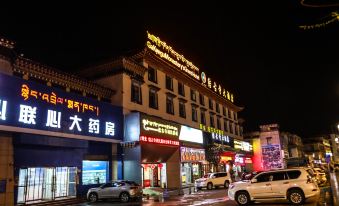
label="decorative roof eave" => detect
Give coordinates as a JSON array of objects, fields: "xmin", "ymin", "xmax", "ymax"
[
  {"xmin": 138, "ymin": 48, "xmax": 243, "ymax": 112},
  {"xmin": 78, "ymin": 56, "xmax": 147, "ymax": 80},
  {"xmin": 13, "ymin": 57, "xmax": 115, "ymax": 99}
]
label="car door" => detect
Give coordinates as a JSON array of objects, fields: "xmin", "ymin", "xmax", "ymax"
[
  {"xmin": 249, "ymin": 173, "xmax": 273, "ymax": 198},
  {"xmin": 100, "ymin": 182, "xmax": 114, "ymax": 198},
  {"xmin": 270, "ymin": 171, "xmax": 289, "ymax": 198}
]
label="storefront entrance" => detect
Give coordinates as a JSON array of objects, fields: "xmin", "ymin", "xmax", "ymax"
[
  {"xmin": 181, "ymin": 162, "xmax": 202, "ymax": 185},
  {"xmin": 141, "ymin": 163, "xmax": 167, "ymax": 188},
  {"xmin": 17, "ymin": 167, "xmax": 77, "ymax": 204}
]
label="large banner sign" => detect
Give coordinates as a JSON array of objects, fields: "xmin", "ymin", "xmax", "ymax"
[{"xmin": 0, "ymin": 73, "xmax": 123, "ymax": 141}]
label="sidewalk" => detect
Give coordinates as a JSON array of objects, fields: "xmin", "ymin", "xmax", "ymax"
[
  {"xmin": 142, "ymin": 185, "xmax": 197, "ymax": 202},
  {"xmin": 330, "ymin": 172, "xmax": 339, "ymax": 206}
]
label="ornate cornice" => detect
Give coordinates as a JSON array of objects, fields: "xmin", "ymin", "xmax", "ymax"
[{"xmin": 13, "ymin": 57, "xmax": 115, "ymax": 99}]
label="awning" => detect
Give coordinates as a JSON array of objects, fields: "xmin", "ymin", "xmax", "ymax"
[{"xmin": 141, "ymin": 143, "xmax": 179, "ymax": 163}]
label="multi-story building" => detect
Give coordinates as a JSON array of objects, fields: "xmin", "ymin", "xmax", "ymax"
[
  {"xmin": 245, "ymin": 124, "xmax": 305, "ymax": 171},
  {"xmin": 330, "ymin": 133, "xmax": 339, "ymax": 163},
  {"xmin": 303, "ymin": 136, "xmax": 333, "ymax": 166},
  {"xmin": 0, "ymin": 37, "xmax": 124, "ymax": 205},
  {"xmin": 78, "ymin": 32, "xmax": 244, "ymax": 188}
]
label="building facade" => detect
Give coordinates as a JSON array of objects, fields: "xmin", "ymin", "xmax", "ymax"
[
  {"xmin": 0, "ymin": 37, "xmax": 124, "ymax": 206},
  {"xmin": 78, "ymin": 32, "xmax": 244, "ymax": 188}
]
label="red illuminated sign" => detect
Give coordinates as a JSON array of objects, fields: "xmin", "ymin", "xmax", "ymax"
[{"xmin": 140, "ymin": 135, "xmax": 179, "ymax": 146}]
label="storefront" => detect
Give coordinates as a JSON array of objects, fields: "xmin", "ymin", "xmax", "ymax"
[
  {"xmin": 124, "ymin": 113, "xmax": 181, "ymax": 189},
  {"xmin": 203, "ymin": 130, "xmax": 235, "ymax": 173},
  {"xmin": 180, "ymin": 146, "xmax": 205, "ymax": 185},
  {"xmin": 234, "ymin": 140, "xmax": 254, "ymax": 175},
  {"xmin": 0, "ymin": 73, "xmax": 123, "ymax": 204}
]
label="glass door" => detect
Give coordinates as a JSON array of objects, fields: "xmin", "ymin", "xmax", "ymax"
[{"xmin": 43, "ymin": 168, "xmax": 54, "ymax": 201}]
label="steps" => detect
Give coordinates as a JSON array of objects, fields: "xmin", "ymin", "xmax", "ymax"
[{"xmin": 17, "ymin": 198, "xmax": 87, "ymax": 206}]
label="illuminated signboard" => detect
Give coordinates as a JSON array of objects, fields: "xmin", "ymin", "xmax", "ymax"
[
  {"xmin": 199, "ymin": 124, "xmax": 224, "ymax": 135},
  {"xmin": 139, "ymin": 135, "xmax": 179, "ymax": 146},
  {"xmin": 140, "ymin": 115, "xmax": 180, "ymax": 139},
  {"xmin": 179, "ymin": 125, "xmax": 203, "ymax": 144},
  {"xmin": 181, "ymin": 147, "xmax": 205, "ymax": 162},
  {"xmin": 147, "ymin": 31, "xmax": 200, "ymax": 81},
  {"xmin": 146, "ymin": 32, "xmax": 234, "ymax": 103},
  {"xmin": 0, "ymin": 73, "xmax": 122, "ymax": 140},
  {"xmin": 234, "ymin": 140, "xmax": 253, "ymax": 152}
]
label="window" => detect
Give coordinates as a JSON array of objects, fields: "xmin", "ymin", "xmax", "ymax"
[
  {"xmin": 199, "ymin": 93, "xmax": 205, "ymax": 106},
  {"xmin": 166, "ymin": 96, "xmax": 174, "ymax": 114},
  {"xmin": 223, "ymin": 107, "xmax": 226, "ymax": 116},
  {"xmin": 178, "ymin": 82, "xmax": 185, "ymax": 96},
  {"xmin": 179, "ymin": 101, "xmax": 186, "ymax": 118},
  {"xmin": 192, "ymin": 106, "xmax": 197, "ymax": 122},
  {"xmin": 223, "ymin": 119, "xmax": 227, "ymax": 131},
  {"xmin": 226, "ymin": 120, "xmax": 230, "ymax": 132},
  {"xmin": 148, "ymin": 67, "xmax": 157, "ymax": 83},
  {"xmin": 234, "ymin": 112, "xmax": 238, "ymax": 121},
  {"xmin": 256, "ymin": 173, "xmax": 271, "ymax": 182},
  {"xmin": 166, "ymin": 75, "xmax": 173, "ymax": 91},
  {"xmin": 216, "ymin": 103, "xmax": 220, "ymax": 113},
  {"xmin": 216, "ymin": 118, "xmax": 221, "ymax": 129},
  {"xmin": 287, "ymin": 170, "xmax": 301, "ymax": 179},
  {"xmin": 131, "ymin": 81, "xmax": 142, "ymax": 104},
  {"xmin": 230, "ymin": 122, "xmax": 234, "ymax": 134},
  {"xmin": 228, "ymin": 109, "xmax": 232, "ymax": 119},
  {"xmin": 149, "ymin": 88, "xmax": 158, "ymax": 109},
  {"xmin": 191, "ymin": 89, "xmax": 196, "ymax": 101},
  {"xmin": 266, "ymin": 137, "xmax": 272, "ymax": 145},
  {"xmin": 209, "ymin": 99, "xmax": 214, "ymax": 110},
  {"xmin": 210, "ymin": 114, "xmax": 215, "ymax": 127},
  {"xmin": 200, "ymin": 110, "xmax": 206, "ymax": 124},
  {"xmin": 272, "ymin": 172, "xmax": 286, "ymax": 181}
]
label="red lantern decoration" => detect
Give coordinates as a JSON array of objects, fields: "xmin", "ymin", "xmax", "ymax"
[{"xmin": 158, "ymin": 163, "xmax": 163, "ymax": 169}]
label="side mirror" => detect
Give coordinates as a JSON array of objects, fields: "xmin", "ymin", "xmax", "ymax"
[{"xmin": 251, "ymin": 179, "xmax": 257, "ymax": 183}]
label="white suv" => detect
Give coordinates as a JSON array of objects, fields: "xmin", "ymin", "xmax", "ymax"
[
  {"xmin": 195, "ymin": 172, "xmax": 232, "ymax": 190},
  {"xmin": 228, "ymin": 168, "xmax": 320, "ymax": 205}
]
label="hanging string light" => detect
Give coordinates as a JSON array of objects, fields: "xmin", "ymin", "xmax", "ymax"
[{"xmin": 299, "ymin": 12, "xmax": 339, "ymax": 29}]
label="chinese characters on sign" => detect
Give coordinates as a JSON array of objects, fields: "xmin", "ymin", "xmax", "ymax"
[
  {"xmin": 21, "ymin": 84, "xmax": 100, "ymax": 116},
  {"xmin": 199, "ymin": 124, "xmax": 224, "ymax": 135},
  {"xmin": 139, "ymin": 135, "xmax": 179, "ymax": 146},
  {"xmin": 234, "ymin": 140, "xmax": 253, "ymax": 152},
  {"xmin": 200, "ymin": 72, "xmax": 234, "ymax": 103},
  {"xmin": 180, "ymin": 147, "xmax": 205, "ymax": 162},
  {"xmin": 211, "ymin": 133, "xmax": 230, "ymax": 143},
  {"xmin": 0, "ymin": 73, "xmax": 122, "ymax": 140},
  {"xmin": 142, "ymin": 118, "xmax": 179, "ymax": 136}
]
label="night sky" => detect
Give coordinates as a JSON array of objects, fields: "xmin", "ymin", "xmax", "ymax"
[{"xmin": 0, "ymin": 1, "xmax": 338, "ymax": 138}]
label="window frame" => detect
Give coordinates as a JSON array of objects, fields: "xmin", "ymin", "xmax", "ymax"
[
  {"xmin": 192, "ymin": 106, "xmax": 198, "ymax": 122},
  {"xmin": 179, "ymin": 101, "xmax": 186, "ymax": 118},
  {"xmin": 148, "ymin": 67, "xmax": 157, "ymax": 83},
  {"xmin": 166, "ymin": 95, "xmax": 174, "ymax": 115},
  {"xmin": 131, "ymin": 81, "xmax": 142, "ymax": 104},
  {"xmin": 149, "ymin": 88, "xmax": 158, "ymax": 109},
  {"xmin": 166, "ymin": 75, "xmax": 173, "ymax": 91}
]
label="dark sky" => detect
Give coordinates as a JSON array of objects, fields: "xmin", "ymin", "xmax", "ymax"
[{"xmin": 0, "ymin": 1, "xmax": 338, "ymax": 137}]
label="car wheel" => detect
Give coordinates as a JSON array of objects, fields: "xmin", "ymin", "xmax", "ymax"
[
  {"xmin": 288, "ymin": 189, "xmax": 305, "ymax": 205},
  {"xmin": 120, "ymin": 192, "xmax": 130, "ymax": 203},
  {"xmin": 235, "ymin": 191, "xmax": 250, "ymax": 206},
  {"xmin": 224, "ymin": 180, "xmax": 230, "ymax": 189},
  {"xmin": 88, "ymin": 192, "xmax": 98, "ymax": 202},
  {"xmin": 207, "ymin": 182, "xmax": 213, "ymax": 190}
]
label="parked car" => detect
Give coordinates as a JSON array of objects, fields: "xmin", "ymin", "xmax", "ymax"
[
  {"xmin": 228, "ymin": 168, "xmax": 320, "ymax": 205},
  {"xmin": 195, "ymin": 172, "xmax": 232, "ymax": 190},
  {"xmin": 87, "ymin": 180, "xmax": 143, "ymax": 203},
  {"xmin": 313, "ymin": 168, "xmax": 327, "ymax": 186}
]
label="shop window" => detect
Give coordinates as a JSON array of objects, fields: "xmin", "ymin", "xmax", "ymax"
[
  {"xmin": 166, "ymin": 75, "xmax": 173, "ymax": 91},
  {"xmin": 210, "ymin": 114, "xmax": 215, "ymax": 127},
  {"xmin": 179, "ymin": 101, "xmax": 186, "ymax": 118},
  {"xmin": 199, "ymin": 93, "xmax": 205, "ymax": 106},
  {"xmin": 149, "ymin": 88, "xmax": 158, "ymax": 109},
  {"xmin": 209, "ymin": 98, "xmax": 214, "ymax": 110},
  {"xmin": 216, "ymin": 103, "xmax": 220, "ymax": 113},
  {"xmin": 82, "ymin": 160, "xmax": 109, "ymax": 185},
  {"xmin": 191, "ymin": 89, "xmax": 196, "ymax": 102},
  {"xmin": 178, "ymin": 82, "xmax": 185, "ymax": 96},
  {"xmin": 148, "ymin": 67, "xmax": 157, "ymax": 83},
  {"xmin": 200, "ymin": 110, "xmax": 206, "ymax": 125},
  {"xmin": 217, "ymin": 118, "xmax": 221, "ymax": 129},
  {"xmin": 166, "ymin": 96, "xmax": 174, "ymax": 115},
  {"xmin": 131, "ymin": 81, "xmax": 142, "ymax": 104},
  {"xmin": 192, "ymin": 106, "xmax": 197, "ymax": 122}
]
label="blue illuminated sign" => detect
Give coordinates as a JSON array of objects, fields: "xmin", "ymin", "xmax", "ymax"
[{"xmin": 0, "ymin": 73, "xmax": 122, "ymax": 140}]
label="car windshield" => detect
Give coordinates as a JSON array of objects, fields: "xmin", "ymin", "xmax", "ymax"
[{"xmin": 203, "ymin": 174, "xmax": 210, "ymax": 178}]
